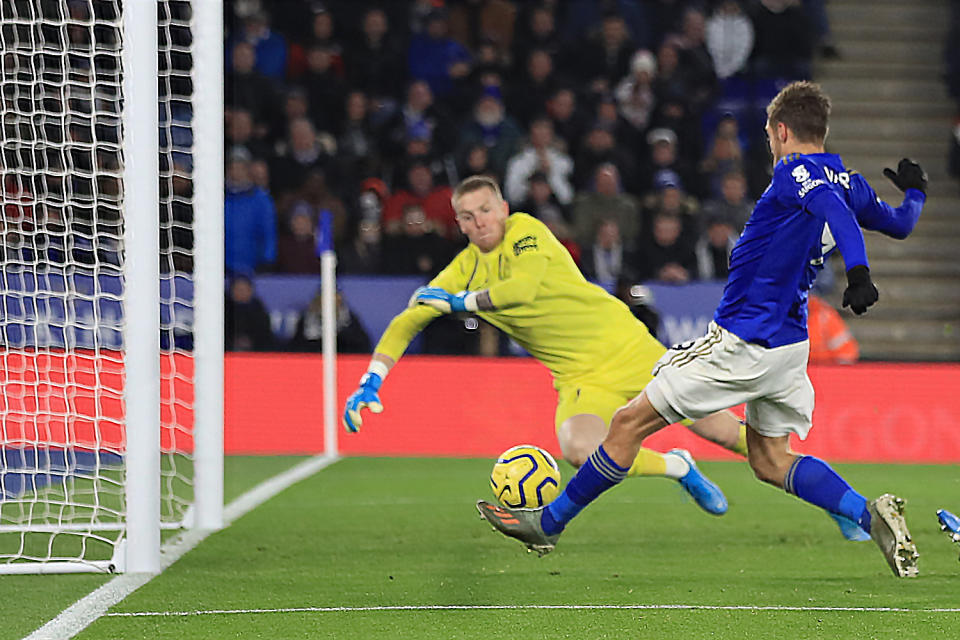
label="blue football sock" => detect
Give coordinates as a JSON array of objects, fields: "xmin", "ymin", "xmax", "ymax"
[
  {"xmin": 784, "ymin": 455, "xmax": 872, "ymax": 533},
  {"xmin": 541, "ymin": 445, "xmax": 628, "ymax": 536}
]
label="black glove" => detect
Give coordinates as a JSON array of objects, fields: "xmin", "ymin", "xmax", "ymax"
[
  {"xmin": 883, "ymin": 158, "xmax": 927, "ymax": 194},
  {"xmin": 842, "ymin": 265, "xmax": 878, "ymax": 316}
]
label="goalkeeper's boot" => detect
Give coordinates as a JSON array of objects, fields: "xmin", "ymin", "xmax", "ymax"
[
  {"xmin": 936, "ymin": 508, "xmax": 960, "ymax": 561},
  {"xmin": 829, "ymin": 512, "xmax": 871, "ymax": 542},
  {"xmin": 667, "ymin": 449, "xmax": 728, "ymax": 516},
  {"xmin": 867, "ymin": 494, "xmax": 919, "ymax": 578},
  {"xmin": 476, "ymin": 501, "xmax": 559, "ymax": 557}
]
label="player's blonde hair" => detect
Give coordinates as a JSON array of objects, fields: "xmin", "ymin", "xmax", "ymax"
[
  {"xmin": 452, "ymin": 174, "xmax": 504, "ymax": 208},
  {"xmin": 766, "ymin": 81, "xmax": 831, "ymax": 143}
]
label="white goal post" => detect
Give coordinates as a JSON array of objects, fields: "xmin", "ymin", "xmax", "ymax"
[{"xmin": 0, "ymin": 0, "xmax": 223, "ymax": 574}]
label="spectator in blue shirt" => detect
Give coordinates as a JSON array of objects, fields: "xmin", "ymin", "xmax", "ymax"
[
  {"xmin": 408, "ymin": 9, "xmax": 471, "ymax": 99},
  {"xmin": 225, "ymin": 146, "xmax": 277, "ymax": 275},
  {"xmin": 228, "ymin": 11, "xmax": 287, "ymax": 81}
]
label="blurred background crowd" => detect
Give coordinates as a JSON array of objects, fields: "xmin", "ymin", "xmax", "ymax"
[
  {"xmin": 223, "ymin": 0, "xmax": 844, "ymax": 287},
  {"xmin": 220, "ymin": 0, "xmax": 956, "ymax": 357}
]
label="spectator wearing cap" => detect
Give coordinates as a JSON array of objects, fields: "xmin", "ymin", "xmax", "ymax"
[
  {"xmin": 574, "ymin": 119, "xmax": 638, "ymax": 193},
  {"xmin": 228, "ymin": 11, "xmax": 287, "ymax": 81},
  {"xmin": 641, "ymin": 168, "xmax": 700, "ymax": 246},
  {"xmin": 579, "ymin": 218, "xmax": 637, "ymax": 292},
  {"xmin": 504, "ymin": 117, "xmax": 574, "ymax": 206},
  {"xmin": 225, "ymin": 41, "xmax": 279, "ymax": 128},
  {"xmin": 643, "ymin": 126, "xmax": 703, "ymax": 198},
  {"xmin": 408, "ymin": 8, "xmax": 472, "ymax": 100},
  {"xmin": 457, "ymin": 86, "xmax": 523, "ymax": 178},
  {"xmin": 381, "ymin": 80, "xmax": 456, "ymax": 165},
  {"xmin": 571, "ymin": 163, "xmax": 641, "ymax": 251},
  {"xmin": 614, "ymin": 49, "xmax": 657, "ymax": 135},
  {"xmin": 384, "ymin": 203, "xmax": 457, "ymax": 277},
  {"xmin": 345, "ymin": 7, "xmax": 408, "ymax": 111},
  {"xmin": 268, "ymin": 117, "xmax": 334, "ymax": 207},
  {"xmin": 636, "ymin": 209, "xmax": 697, "ymax": 284},
  {"xmin": 382, "ymin": 161, "xmax": 457, "ymax": 239},
  {"xmin": 695, "ymin": 213, "xmax": 737, "ymax": 280},
  {"xmin": 225, "ymin": 146, "xmax": 277, "ymax": 276},
  {"xmin": 701, "ymin": 170, "xmax": 752, "ymax": 233},
  {"xmin": 706, "ymin": 0, "xmax": 755, "ymax": 80},
  {"xmin": 276, "ymin": 203, "xmax": 319, "ymax": 274}
]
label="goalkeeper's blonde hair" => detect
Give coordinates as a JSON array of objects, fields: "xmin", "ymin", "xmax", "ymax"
[{"xmin": 452, "ymin": 174, "xmax": 504, "ymax": 207}]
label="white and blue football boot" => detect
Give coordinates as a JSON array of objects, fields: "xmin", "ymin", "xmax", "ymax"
[{"xmin": 667, "ymin": 449, "xmax": 728, "ymax": 516}]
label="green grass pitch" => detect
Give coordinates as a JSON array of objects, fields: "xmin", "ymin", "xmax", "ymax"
[{"xmin": 6, "ymin": 456, "xmax": 960, "ymax": 639}]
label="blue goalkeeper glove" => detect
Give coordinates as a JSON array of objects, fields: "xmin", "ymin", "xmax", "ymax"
[
  {"xmin": 342, "ymin": 372, "xmax": 383, "ymax": 433},
  {"xmin": 411, "ymin": 286, "xmax": 479, "ymax": 313}
]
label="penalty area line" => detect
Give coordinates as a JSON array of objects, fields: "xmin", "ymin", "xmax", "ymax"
[
  {"xmin": 106, "ymin": 604, "xmax": 960, "ymax": 617},
  {"xmin": 25, "ymin": 453, "xmax": 341, "ymax": 640}
]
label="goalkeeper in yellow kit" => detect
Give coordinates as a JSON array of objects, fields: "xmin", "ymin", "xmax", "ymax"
[{"xmin": 343, "ymin": 175, "xmax": 747, "ymax": 514}]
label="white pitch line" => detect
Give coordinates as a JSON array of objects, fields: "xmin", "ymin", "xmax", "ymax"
[
  {"xmin": 25, "ymin": 453, "xmax": 341, "ymax": 640},
  {"xmin": 104, "ymin": 604, "xmax": 960, "ymax": 617}
]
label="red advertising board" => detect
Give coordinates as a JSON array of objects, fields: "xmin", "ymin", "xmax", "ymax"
[
  {"xmin": 226, "ymin": 354, "xmax": 960, "ymax": 463},
  {"xmin": 3, "ymin": 350, "xmax": 959, "ymax": 463}
]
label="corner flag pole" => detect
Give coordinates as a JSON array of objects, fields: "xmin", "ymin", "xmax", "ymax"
[{"xmin": 317, "ymin": 210, "xmax": 338, "ymax": 457}]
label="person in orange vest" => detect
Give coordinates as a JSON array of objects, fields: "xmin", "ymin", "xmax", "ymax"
[{"xmin": 807, "ymin": 294, "xmax": 859, "ymax": 364}]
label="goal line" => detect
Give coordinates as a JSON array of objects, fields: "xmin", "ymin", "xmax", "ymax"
[{"xmin": 102, "ymin": 603, "xmax": 960, "ymax": 617}]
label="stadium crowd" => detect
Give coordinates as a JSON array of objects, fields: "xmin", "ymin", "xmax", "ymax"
[{"xmin": 223, "ymin": 0, "xmax": 833, "ymax": 351}]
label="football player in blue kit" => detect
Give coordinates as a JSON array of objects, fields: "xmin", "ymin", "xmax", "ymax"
[{"xmin": 478, "ymin": 81, "xmax": 927, "ymax": 578}]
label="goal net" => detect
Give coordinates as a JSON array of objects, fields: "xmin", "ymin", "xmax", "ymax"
[{"xmin": 0, "ymin": 0, "xmax": 223, "ymax": 574}]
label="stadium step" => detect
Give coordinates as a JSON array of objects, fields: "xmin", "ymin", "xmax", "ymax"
[
  {"xmin": 817, "ymin": 0, "xmax": 960, "ymax": 361},
  {"xmin": 829, "ymin": 40, "xmax": 944, "ymax": 65},
  {"xmin": 826, "ymin": 117, "xmax": 948, "ymax": 143},
  {"xmin": 829, "ymin": 101, "xmax": 955, "ymax": 120},
  {"xmin": 826, "ymin": 4, "xmax": 946, "ymax": 28},
  {"xmin": 815, "ymin": 61, "xmax": 943, "ymax": 81},
  {"xmin": 820, "ymin": 78, "xmax": 947, "ymax": 103}
]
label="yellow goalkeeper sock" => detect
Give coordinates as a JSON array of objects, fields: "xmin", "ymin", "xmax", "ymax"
[
  {"xmin": 731, "ymin": 423, "xmax": 749, "ymax": 458},
  {"xmin": 627, "ymin": 448, "xmax": 667, "ymax": 477}
]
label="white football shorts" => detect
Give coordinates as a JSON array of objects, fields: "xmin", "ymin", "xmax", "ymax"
[{"xmin": 644, "ymin": 322, "xmax": 814, "ymax": 439}]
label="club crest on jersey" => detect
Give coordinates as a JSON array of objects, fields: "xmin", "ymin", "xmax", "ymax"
[
  {"xmin": 791, "ymin": 165, "xmax": 810, "ymax": 183},
  {"xmin": 513, "ymin": 235, "xmax": 538, "ymax": 256}
]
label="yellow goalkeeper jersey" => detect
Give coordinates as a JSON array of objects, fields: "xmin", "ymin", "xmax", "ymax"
[{"xmin": 374, "ymin": 213, "xmax": 663, "ymax": 386}]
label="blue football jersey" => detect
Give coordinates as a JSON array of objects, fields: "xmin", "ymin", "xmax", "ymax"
[{"xmin": 714, "ymin": 152, "xmax": 869, "ymax": 348}]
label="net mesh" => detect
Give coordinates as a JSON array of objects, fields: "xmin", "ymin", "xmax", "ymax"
[{"xmin": 0, "ymin": 0, "xmax": 197, "ymax": 569}]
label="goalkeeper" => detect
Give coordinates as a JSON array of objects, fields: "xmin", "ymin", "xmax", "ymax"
[{"xmin": 343, "ymin": 174, "xmax": 748, "ymax": 515}]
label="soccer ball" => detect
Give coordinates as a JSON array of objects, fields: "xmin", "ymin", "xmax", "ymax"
[{"xmin": 490, "ymin": 444, "xmax": 561, "ymax": 509}]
